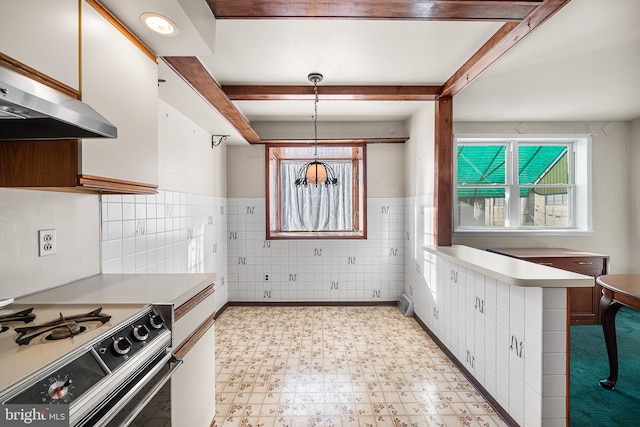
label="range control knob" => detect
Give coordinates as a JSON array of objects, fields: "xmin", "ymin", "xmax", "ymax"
[
  {"xmin": 132, "ymin": 324, "xmax": 150, "ymax": 342},
  {"xmin": 112, "ymin": 337, "xmax": 132, "ymax": 355},
  {"xmin": 149, "ymin": 313, "xmax": 165, "ymax": 330}
]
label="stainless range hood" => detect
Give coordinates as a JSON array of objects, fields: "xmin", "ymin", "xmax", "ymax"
[{"xmin": 0, "ymin": 68, "xmax": 117, "ymax": 140}]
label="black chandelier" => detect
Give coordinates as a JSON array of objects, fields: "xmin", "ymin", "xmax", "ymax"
[{"xmin": 294, "ymin": 73, "xmax": 338, "ymax": 188}]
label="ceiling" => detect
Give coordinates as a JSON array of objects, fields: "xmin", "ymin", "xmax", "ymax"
[{"xmin": 100, "ymin": 0, "xmax": 640, "ymax": 145}]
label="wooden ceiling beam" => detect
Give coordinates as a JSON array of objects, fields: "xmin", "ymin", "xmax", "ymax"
[
  {"xmin": 262, "ymin": 138, "xmax": 408, "ymax": 145},
  {"xmin": 223, "ymin": 85, "xmax": 441, "ymax": 101},
  {"xmin": 206, "ymin": 1, "xmax": 541, "ymax": 21},
  {"xmin": 440, "ymin": 0, "xmax": 570, "ymax": 97},
  {"xmin": 161, "ymin": 56, "xmax": 262, "ymax": 144}
]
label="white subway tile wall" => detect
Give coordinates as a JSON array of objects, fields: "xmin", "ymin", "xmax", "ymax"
[
  {"xmin": 101, "ymin": 194, "xmax": 412, "ymax": 307},
  {"xmin": 100, "ymin": 190, "xmax": 228, "ymax": 311},
  {"xmin": 227, "ymin": 198, "xmax": 405, "ymax": 302}
]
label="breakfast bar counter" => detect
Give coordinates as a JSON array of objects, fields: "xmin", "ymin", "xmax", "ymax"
[
  {"xmin": 425, "ymin": 245, "xmax": 594, "ymax": 288},
  {"xmin": 419, "ymin": 245, "xmax": 593, "ymax": 427}
]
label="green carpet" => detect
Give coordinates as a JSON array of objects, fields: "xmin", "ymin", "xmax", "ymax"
[{"xmin": 570, "ymin": 306, "xmax": 640, "ymax": 426}]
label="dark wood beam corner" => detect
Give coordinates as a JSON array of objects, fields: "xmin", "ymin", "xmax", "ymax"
[
  {"xmin": 440, "ymin": 0, "xmax": 571, "ymax": 98},
  {"xmin": 161, "ymin": 56, "xmax": 262, "ymax": 144},
  {"xmin": 206, "ymin": 1, "xmax": 542, "ymax": 21}
]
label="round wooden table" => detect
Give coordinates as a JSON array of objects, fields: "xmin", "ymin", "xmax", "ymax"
[{"xmin": 596, "ymin": 274, "xmax": 640, "ymax": 390}]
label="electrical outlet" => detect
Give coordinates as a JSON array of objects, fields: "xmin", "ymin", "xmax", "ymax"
[{"xmin": 38, "ymin": 229, "xmax": 56, "ymax": 256}]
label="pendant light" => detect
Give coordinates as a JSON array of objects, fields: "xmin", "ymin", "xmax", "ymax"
[{"xmin": 294, "ymin": 73, "xmax": 338, "ymax": 187}]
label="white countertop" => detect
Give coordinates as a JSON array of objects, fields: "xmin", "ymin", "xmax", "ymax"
[
  {"xmin": 16, "ymin": 273, "xmax": 216, "ymax": 307},
  {"xmin": 423, "ymin": 245, "xmax": 594, "ymax": 288}
]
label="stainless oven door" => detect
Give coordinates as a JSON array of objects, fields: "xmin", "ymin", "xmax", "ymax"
[{"xmin": 80, "ymin": 353, "xmax": 182, "ymax": 427}]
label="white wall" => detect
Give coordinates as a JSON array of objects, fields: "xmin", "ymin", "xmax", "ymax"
[
  {"xmin": 226, "ymin": 145, "xmax": 265, "ymax": 198},
  {"xmin": 404, "ymin": 104, "xmax": 436, "ymax": 198},
  {"xmin": 403, "ymin": 104, "xmax": 436, "ymax": 305},
  {"xmin": 368, "ymin": 144, "xmax": 405, "ymax": 198},
  {"xmin": 158, "ymin": 100, "xmax": 226, "ymax": 197},
  {"xmin": 452, "ymin": 121, "xmax": 632, "ymax": 273},
  {"xmin": 0, "ymin": 189, "xmax": 100, "ymax": 299}
]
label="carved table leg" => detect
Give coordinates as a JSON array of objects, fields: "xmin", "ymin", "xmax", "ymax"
[{"xmin": 599, "ymin": 289, "xmax": 623, "ymax": 390}]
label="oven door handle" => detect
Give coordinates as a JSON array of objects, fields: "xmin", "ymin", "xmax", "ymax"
[{"xmin": 116, "ymin": 354, "xmax": 183, "ymax": 427}]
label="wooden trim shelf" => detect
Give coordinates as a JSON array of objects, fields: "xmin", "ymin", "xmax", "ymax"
[
  {"xmin": 174, "ymin": 284, "xmax": 215, "ymax": 322},
  {"xmin": 77, "ymin": 174, "xmax": 158, "ymax": 194}
]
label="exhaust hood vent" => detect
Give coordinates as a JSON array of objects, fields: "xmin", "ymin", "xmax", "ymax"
[{"xmin": 0, "ymin": 80, "xmax": 117, "ymax": 140}]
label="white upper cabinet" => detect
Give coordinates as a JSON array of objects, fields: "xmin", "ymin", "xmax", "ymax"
[
  {"xmin": 0, "ymin": 0, "xmax": 79, "ymax": 91},
  {"xmin": 80, "ymin": 1, "xmax": 158, "ymax": 187}
]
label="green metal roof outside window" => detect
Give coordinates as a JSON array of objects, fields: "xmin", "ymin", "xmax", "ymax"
[{"xmin": 457, "ymin": 144, "xmax": 568, "ymax": 198}]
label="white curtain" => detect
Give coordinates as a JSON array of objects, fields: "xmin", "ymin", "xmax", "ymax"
[{"xmin": 280, "ymin": 161, "xmax": 352, "ymax": 231}]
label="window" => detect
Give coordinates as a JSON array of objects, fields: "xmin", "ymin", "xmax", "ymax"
[
  {"xmin": 546, "ymin": 194, "xmax": 568, "ymax": 205},
  {"xmin": 267, "ymin": 144, "xmax": 366, "ymax": 239},
  {"xmin": 454, "ymin": 135, "xmax": 592, "ymax": 233}
]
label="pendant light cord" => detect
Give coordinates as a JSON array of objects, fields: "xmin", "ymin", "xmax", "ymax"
[
  {"xmin": 313, "ymin": 79, "xmax": 319, "ymax": 160},
  {"xmin": 294, "ymin": 72, "xmax": 336, "ymax": 188}
]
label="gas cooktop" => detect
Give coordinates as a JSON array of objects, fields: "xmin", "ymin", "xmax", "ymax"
[{"xmin": 0, "ymin": 303, "xmax": 149, "ymax": 394}]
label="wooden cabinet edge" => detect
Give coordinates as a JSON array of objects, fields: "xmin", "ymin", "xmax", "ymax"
[
  {"xmin": 173, "ymin": 313, "xmax": 215, "ymax": 360},
  {"xmin": 0, "ymin": 54, "xmax": 79, "ymax": 99},
  {"xmin": 175, "ymin": 284, "xmax": 215, "ymax": 323},
  {"xmin": 0, "ymin": 179, "xmax": 158, "ymax": 195},
  {"xmin": 77, "ymin": 174, "xmax": 158, "ymax": 194}
]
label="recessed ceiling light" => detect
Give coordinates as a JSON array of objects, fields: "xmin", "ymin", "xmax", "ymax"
[{"xmin": 140, "ymin": 12, "xmax": 178, "ymax": 36}]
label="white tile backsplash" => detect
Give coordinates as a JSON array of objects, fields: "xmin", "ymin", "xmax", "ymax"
[
  {"xmin": 102, "ymin": 193, "xmax": 412, "ymax": 308},
  {"xmin": 101, "ymin": 190, "xmax": 228, "ymax": 311},
  {"xmin": 226, "ymin": 197, "xmax": 406, "ymax": 302}
]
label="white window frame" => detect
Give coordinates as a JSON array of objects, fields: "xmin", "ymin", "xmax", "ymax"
[{"xmin": 453, "ymin": 134, "xmax": 593, "ymax": 235}]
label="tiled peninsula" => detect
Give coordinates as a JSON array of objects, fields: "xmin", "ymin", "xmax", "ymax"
[{"xmin": 419, "ymin": 245, "xmax": 593, "ymax": 427}]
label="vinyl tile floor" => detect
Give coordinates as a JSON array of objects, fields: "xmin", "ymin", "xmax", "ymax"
[{"xmin": 214, "ymin": 306, "xmax": 508, "ymax": 427}]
